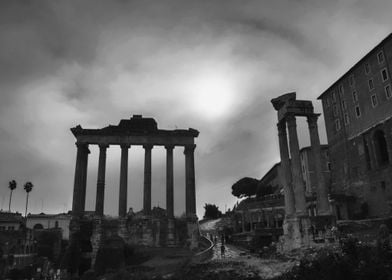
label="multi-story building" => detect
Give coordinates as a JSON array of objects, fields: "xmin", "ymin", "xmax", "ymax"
[{"xmin": 318, "ymin": 33, "xmax": 392, "ymax": 219}]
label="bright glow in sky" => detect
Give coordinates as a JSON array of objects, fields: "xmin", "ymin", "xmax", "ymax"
[{"xmin": 187, "ymin": 70, "xmax": 236, "ymax": 120}]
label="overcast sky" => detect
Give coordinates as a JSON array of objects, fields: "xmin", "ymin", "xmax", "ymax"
[{"xmin": 0, "ymin": 0, "xmax": 391, "ymax": 218}]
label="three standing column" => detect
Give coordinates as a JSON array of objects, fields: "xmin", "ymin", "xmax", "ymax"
[
  {"xmin": 184, "ymin": 144, "xmax": 196, "ymax": 218},
  {"xmin": 286, "ymin": 114, "xmax": 307, "ymax": 216},
  {"xmin": 95, "ymin": 144, "xmax": 108, "ymax": 216},
  {"xmin": 119, "ymin": 144, "xmax": 130, "ymax": 217}
]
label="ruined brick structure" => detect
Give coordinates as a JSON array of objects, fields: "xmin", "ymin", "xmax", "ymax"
[{"xmin": 318, "ymin": 33, "xmax": 392, "ymax": 219}]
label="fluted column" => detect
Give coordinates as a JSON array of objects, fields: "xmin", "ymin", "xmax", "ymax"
[
  {"xmin": 119, "ymin": 144, "xmax": 130, "ymax": 217},
  {"xmin": 72, "ymin": 143, "xmax": 90, "ymax": 217},
  {"xmin": 277, "ymin": 121, "xmax": 296, "ymax": 217},
  {"xmin": 95, "ymin": 144, "xmax": 108, "ymax": 216},
  {"xmin": 184, "ymin": 144, "xmax": 196, "ymax": 218},
  {"xmin": 165, "ymin": 145, "xmax": 174, "ymax": 218},
  {"xmin": 143, "ymin": 144, "xmax": 153, "ymax": 215},
  {"xmin": 286, "ymin": 114, "xmax": 307, "ymax": 215},
  {"xmin": 307, "ymin": 114, "xmax": 330, "ymax": 215}
]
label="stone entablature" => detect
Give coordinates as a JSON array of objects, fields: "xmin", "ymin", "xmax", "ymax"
[{"xmin": 71, "ymin": 115, "xmax": 199, "ymax": 147}]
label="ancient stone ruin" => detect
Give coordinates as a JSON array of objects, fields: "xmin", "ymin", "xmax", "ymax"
[
  {"xmin": 65, "ymin": 115, "xmax": 200, "ymax": 274},
  {"xmin": 271, "ymin": 92, "xmax": 333, "ymax": 250}
]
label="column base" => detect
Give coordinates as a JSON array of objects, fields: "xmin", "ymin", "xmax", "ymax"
[
  {"xmin": 279, "ymin": 215, "xmax": 311, "ymax": 252},
  {"xmin": 185, "ymin": 215, "xmax": 199, "ymax": 250},
  {"xmin": 166, "ymin": 218, "xmax": 176, "ymax": 247}
]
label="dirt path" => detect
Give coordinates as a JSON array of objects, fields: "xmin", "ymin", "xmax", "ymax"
[{"xmin": 208, "ymin": 241, "xmax": 296, "ymax": 279}]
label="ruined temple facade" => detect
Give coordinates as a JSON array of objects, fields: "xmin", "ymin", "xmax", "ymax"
[
  {"xmin": 68, "ymin": 115, "xmax": 199, "ymax": 272},
  {"xmin": 271, "ymin": 92, "xmax": 332, "ymax": 250}
]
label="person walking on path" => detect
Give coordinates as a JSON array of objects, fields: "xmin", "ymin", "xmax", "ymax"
[{"xmin": 220, "ymin": 244, "xmax": 226, "ymax": 258}]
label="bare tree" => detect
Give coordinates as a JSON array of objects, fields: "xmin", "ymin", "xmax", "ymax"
[{"xmin": 8, "ymin": 180, "xmax": 17, "ymax": 212}]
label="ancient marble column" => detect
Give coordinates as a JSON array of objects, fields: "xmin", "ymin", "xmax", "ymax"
[
  {"xmin": 119, "ymin": 144, "xmax": 130, "ymax": 217},
  {"xmin": 307, "ymin": 114, "xmax": 330, "ymax": 215},
  {"xmin": 184, "ymin": 144, "xmax": 196, "ymax": 218},
  {"xmin": 72, "ymin": 143, "xmax": 89, "ymax": 216},
  {"xmin": 80, "ymin": 145, "xmax": 89, "ymax": 214},
  {"xmin": 95, "ymin": 144, "xmax": 108, "ymax": 216},
  {"xmin": 277, "ymin": 120, "xmax": 296, "ymax": 217},
  {"xmin": 143, "ymin": 144, "xmax": 153, "ymax": 215},
  {"xmin": 286, "ymin": 114, "xmax": 307, "ymax": 215},
  {"xmin": 165, "ymin": 145, "xmax": 174, "ymax": 218}
]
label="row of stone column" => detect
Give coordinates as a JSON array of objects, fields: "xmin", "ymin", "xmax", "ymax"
[
  {"xmin": 277, "ymin": 113, "xmax": 329, "ymax": 217},
  {"xmin": 71, "ymin": 143, "xmax": 197, "ymax": 219}
]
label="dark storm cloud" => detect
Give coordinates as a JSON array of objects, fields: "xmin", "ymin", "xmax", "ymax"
[{"xmin": 0, "ymin": 0, "xmax": 392, "ymax": 217}]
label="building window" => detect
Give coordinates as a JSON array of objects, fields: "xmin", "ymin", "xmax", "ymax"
[
  {"xmin": 33, "ymin": 224, "xmax": 44, "ymax": 230},
  {"xmin": 338, "ymin": 84, "xmax": 344, "ymax": 97},
  {"xmin": 371, "ymin": 94, "xmax": 378, "ymax": 107},
  {"xmin": 332, "ymin": 91, "xmax": 336, "ymax": 103},
  {"xmin": 341, "ymin": 100, "xmax": 347, "ymax": 110},
  {"xmin": 327, "ymin": 162, "xmax": 331, "ymax": 171},
  {"xmin": 352, "ymin": 91, "xmax": 358, "ymax": 102},
  {"xmin": 381, "ymin": 68, "xmax": 389, "ymax": 82},
  {"xmin": 365, "ymin": 62, "xmax": 371, "ymax": 74},
  {"xmin": 368, "ymin": 79, "xmax": 374, "ymax": 90},
  {"xmin": 377, "ymin": 51, "xmax": 385, "ymax": 64},
  {"xmin": 333, "ymin": 105, "xmax": 339, "ymax": 117},
  {"xmin": 349, "ymin": 74, "xmax": 355, "ymax": 87},
  {"xmin": 325, "ymin": 97, "xmax": 330, "ymax": 107},
  {"xmin": 335, "ymin": 119, "xmax": 341, "ymax": 131},
  {"xmin": 355, "ymin": 105, "xmax": 361, "ymax": 118},
  {"xmin": 344, "ymin": 113, "xmax": 350, "ymax": 125},
  {"xmin": 373, "ymin": 130, "xmax": 389, "ymax": 165},
  {"xmin": 364, "ymin": 138, "xmax": 371, "ymax": 170},
  {"xmin": 385, "ymin": 84, "xmax": 392, "ymax": 99}
]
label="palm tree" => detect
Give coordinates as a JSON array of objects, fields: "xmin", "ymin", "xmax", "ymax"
[
  {"xmin": 24, "ymin": 182, "xmax": 33, "ymax": 218},
  {"xmin": 8, "ymin": 180, "xmax": 17, "ymax": 212}
]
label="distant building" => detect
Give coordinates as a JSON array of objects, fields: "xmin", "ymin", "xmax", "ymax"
[
  {"xmin": 26, "ymin": 213, "xmax": 72, "ymax": 240},
  {"xmin": 318, "ymin": 33, "xmax": 392, "ymax": 219},
  {"xmin": 0, "ymin": 211, "xmax": 24, "ymax": 231}
]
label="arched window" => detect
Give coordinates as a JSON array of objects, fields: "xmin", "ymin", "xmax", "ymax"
[
  {"xmin": 33, "ymin": 223, "xmax": 44, "ymax": 230},
  {"xmin": 373, "ymin": 130, "xmax": 389, "ymax": 166}
]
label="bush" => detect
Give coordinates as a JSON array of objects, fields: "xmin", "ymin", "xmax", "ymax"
[{"xmin": 274, "ymin": 238, "xmax": 392, "ymax": 280}]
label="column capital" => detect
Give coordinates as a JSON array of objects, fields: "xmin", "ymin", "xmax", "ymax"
[
  {"xmin": 165, "ymin": 145, "xmax": 175, "ymax": 151},
  {"xmin": 143, "ymin": 144, "xmax": 153, "ymax": 150},
  {"xmin": 285, "ymin": 113, "xmax": 295, "ymax": 122},
  {"xmin": 98, "ymin": 143, "xmax": 109, "ymax": 150},
  {"xmin": 120, "ymin": 143, "xmax": 131, "ymax": 149},
  {"xmin": 307, "ymin": 113, "xmax": 321, "ymax": 129},
  {"xmin": 75, "ymin": 142, "xmax": 90, "ymax": 154},
  {"xmin": 184, "ymin": 144, "xmax": 196, "ymax": 155}
]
